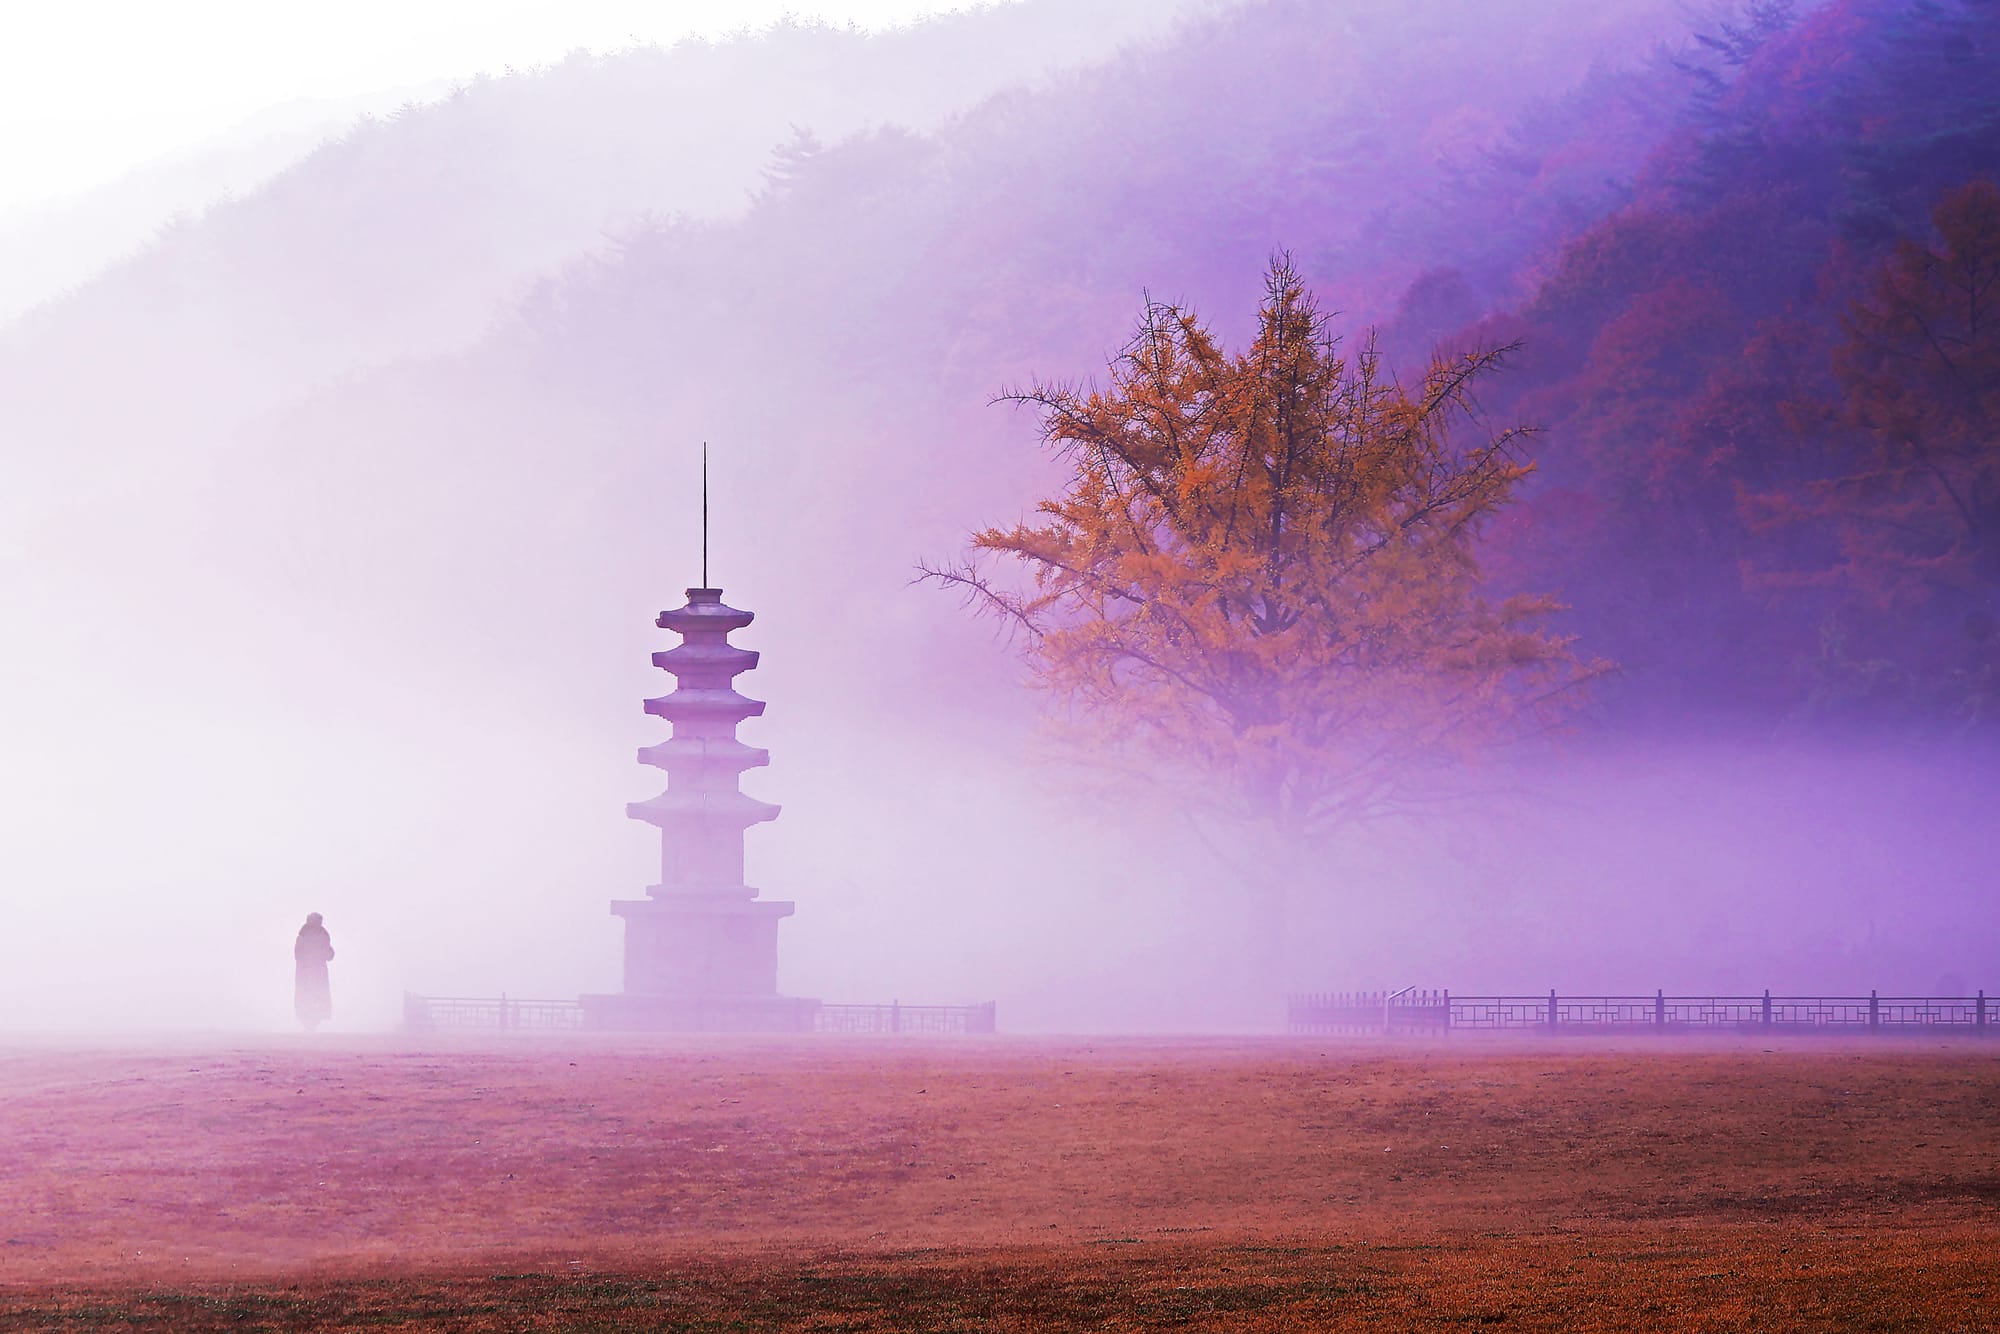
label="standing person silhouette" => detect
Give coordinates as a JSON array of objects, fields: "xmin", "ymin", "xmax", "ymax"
[{"xmin": 294, "ymin": 913, "xmax": 335, "ymax": 1031}]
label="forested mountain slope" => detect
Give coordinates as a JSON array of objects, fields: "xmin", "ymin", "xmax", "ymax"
[{"xmin": 1457, "ymin": 0, "xmax": 2000, "ymax": 726}]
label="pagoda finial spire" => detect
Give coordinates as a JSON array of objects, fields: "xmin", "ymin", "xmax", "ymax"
[{"xmin": 701, "ymin": 441, "xmax": 709, "ymax": 589}]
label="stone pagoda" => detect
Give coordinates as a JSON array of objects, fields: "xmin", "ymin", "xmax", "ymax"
[{"xmin": 580, "ymin": 584, "xmax": 815, "ymax": 1031}]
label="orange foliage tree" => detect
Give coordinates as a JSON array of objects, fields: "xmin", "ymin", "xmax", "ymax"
[{"xmin": 926, "ymin": 258, "xmax": 1601, "ymax": 848}]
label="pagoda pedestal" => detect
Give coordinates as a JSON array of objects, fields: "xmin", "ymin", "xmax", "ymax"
[{"xmin": 581, "ymin": 586, "xmax": 816, "ymax": 1033}]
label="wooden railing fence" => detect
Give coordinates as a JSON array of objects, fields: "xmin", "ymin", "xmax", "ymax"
[
  {"xmin": 1287, "ymin": 989, "xmax": 1994, "ymax": 1035},
  {"xmin": 402, "ymin": 993, "xmax": 997, "ymax": 1035},
  {"xmin": 814, "ymin": 1001, "xmax": 998, "ymax": 1035}
]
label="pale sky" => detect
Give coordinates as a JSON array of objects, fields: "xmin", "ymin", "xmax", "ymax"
[{"xmin": 0, "ymin": 0, "xmax": 978, "ymax": 216}]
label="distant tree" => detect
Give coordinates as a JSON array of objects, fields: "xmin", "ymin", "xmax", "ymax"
[
  {"xmin": 925, "ymin": 258, "xmax": 1601, "ymax": 914},
  {"xmin": 1833, "ymin": 179, "xmax": 2000, "ymax": 592},
  {"xmin": 758, "ymin": 125, "xmax": 826, "ymax": 200},
  {"xmin": 1674, "ymin": 0, "xmax": 1797, "ymax": 115},
  {"xmin": 1759, "ymin": 178, "xmax": 2000, "ymax": 717},
  {"xmin": 1670, "ymin": 0, "xmax": 1801, "ymax": 201},
  {"xmin": 1839, "ymin": 0, "xmax": 2000, "ymax": 240}
]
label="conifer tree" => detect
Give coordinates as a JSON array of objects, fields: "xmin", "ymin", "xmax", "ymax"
[{"xmin": 927, "ymin": 257, "xmax": 1600, "ymax": 845}]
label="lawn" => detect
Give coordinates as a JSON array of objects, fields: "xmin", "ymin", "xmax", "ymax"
[{"xmin": 1, "ymin": 1036, "xmax": 1994, "ymax": 1329}]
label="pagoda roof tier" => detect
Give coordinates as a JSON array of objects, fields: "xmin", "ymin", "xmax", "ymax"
[
  {"xmin": 626, "ymin": 790, "xmax": 782, "ymax": 828},
  {"xmin": 643, "ymin": 687, "xmax": 767, "ymax": 724},
  {"xmin": 658, "ymin": 588, "xmax": 754, "ymax": 635},
  {"xmin": 653, "ymin": 641, "xmax": 759, "ymax": 678},
  {"xmin": 637, "ymin": 736, "xmax": 771, "ymax": 771}
]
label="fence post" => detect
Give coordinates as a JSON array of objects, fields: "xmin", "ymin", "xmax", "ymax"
[
  {"xmin": 1869, "ymin": 989, "xmax": 1879, "ymax": 1030},
  {"xmin": 1978, "ymin": 990, "xmax": 1986, "ymax": 1036},
  {"xmin": 1443, "ymin": 989, "xmax": 1451, "ymax": 1036},
  {"xmin": 1548, "ymin": 989, "xmax": 1559, "ymax": 1034},
  {"xmin": 1762, "ymin": 989, "xmax": 1772, "ymax": 1029},
  {"xmin": 891, "ymin": 999, "xmax": 901, "ymax": 1034},
  {"xmin": 1655, "ymin": 989, "xmax": 1665, "ymax": 1030},
  {"xmin": 500, "ymin": 992, "xmax": 510, "ymax": 1031}
]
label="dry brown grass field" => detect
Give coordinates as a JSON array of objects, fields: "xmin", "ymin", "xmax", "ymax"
[{"xmin": 0, "ymin": 1035, "xmax": 1995, "ymax": 1330}]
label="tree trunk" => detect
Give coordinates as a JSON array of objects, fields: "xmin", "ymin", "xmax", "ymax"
[
  {"xmin": 1189, "ymin": 814, "xmax": 1313, "ymax": 1028},
  {"xmin": 1247, "ymin": 871, "xmax": 1293, "ymax": 1029}
]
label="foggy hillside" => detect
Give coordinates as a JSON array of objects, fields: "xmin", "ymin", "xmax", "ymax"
[
  {"xmin": 5, "ymin": 0, "xmax": 1994, "ymax": 1034},
  {"xmin": 1, "ymin": 2, "xmax": 1207, "ymax": 434},
  {"xmin": 0, "ymin": 84, "xmax": 452, "ymax": 324}
]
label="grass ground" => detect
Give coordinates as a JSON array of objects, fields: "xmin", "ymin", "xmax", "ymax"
[{"xmin": 0, "ymin": 1036, "xmax": 1995, "ymax": 1329}]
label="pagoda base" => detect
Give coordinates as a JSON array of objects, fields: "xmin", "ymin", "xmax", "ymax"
[
  {"xmin": 578, "ymin": 991, "xmax": 820, "ymax": 1033},
  {"xmin": 610, "ymin": 893, "xmax": 795, "ymax": 995}
]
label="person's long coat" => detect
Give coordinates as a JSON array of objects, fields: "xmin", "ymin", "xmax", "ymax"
[{"xmin": 294, "ymin": 921, "xmax": 335, "ymax": 1029}]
